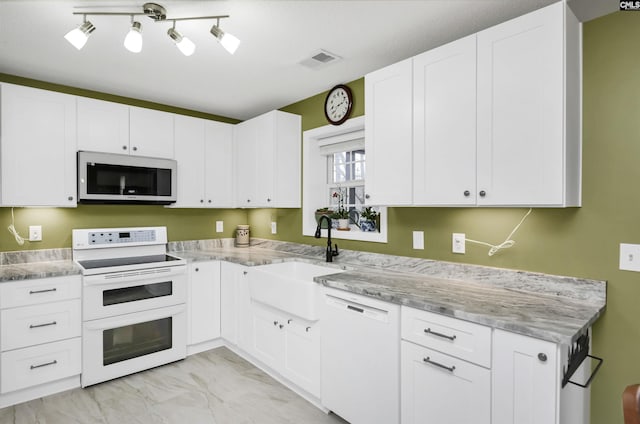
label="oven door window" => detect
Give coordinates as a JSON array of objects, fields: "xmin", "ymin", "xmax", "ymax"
[
  {"xmin": 103, "ymin": 281, "xmax": 172, "ymax": 306},
  {"xmin": 103, "ymin": 317, "xmax": 172, "ymax": 365}
]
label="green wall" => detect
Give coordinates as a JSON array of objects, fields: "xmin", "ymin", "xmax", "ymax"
[
  {"xmin": 1, "ymin": 10, "xmax": 638, "ymax": 422},
  {"xmin": 249, "ymin": 12, "xmax": 639, "ymax": 423}
]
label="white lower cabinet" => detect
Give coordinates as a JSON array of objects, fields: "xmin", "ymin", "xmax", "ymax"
[
  {"xmin": 187, "ymin": 261, "xmax": 221, "ymax": 348},
  {"xmin": 0, "ymin": 276, "xmax": 82, "ymax": 403},
  {"xmin": 249, "ymin": 300, "xmax": 320, "ymax": 397},
  {"xmin": 220, "ymin": 262, "xmax": 251, "ymax": 350},
  {"xmin": 401, "ymin": 341, "xmax": 490, "ymax": 424}
]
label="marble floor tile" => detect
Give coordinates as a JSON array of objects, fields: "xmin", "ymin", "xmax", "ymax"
[{"xmin": 0, "ymin": 347, "xmax": 347, "ymax": 424}]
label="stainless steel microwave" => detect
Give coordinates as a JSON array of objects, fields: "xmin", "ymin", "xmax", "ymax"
[{"xmin": 78, "ymin": 151, "xmax": 177, "ymax": 204}]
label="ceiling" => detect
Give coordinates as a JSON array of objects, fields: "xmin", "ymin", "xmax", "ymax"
[{"xmin": 0, "ymin": 0, "xmax": 617, "ymax": 121}]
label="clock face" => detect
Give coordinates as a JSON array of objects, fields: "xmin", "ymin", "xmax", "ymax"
[{"xmin": 324, "ymin": 85, "xmax": 353, "ymax": 125}]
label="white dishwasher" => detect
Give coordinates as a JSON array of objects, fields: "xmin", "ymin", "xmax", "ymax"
[{"xmin": 321, "ymin": 287, "xmax": 400, "ymax": 424}]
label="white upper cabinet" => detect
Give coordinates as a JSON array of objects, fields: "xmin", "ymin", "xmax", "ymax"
[
  {"xmin": 0, "ymin": 83, "xmax": 77, "ymax": 207},
  {"xmin": 77, "ymin": 97, "xmax": 130, "ymax": 155},
  {"xmin": 234, "ymin": 110, "xmax": 301, "ymax": 208},
  {"xmin": 476, "ymin": 2, "xmax": 580, "ymax": 206},
  {"xmin": 364, "ymin": 58, "xmax": 413, "ymax": 206},
  {"xmin": 78, "ymin": 99, "xmax": 175, "ymax": 159},
  {"xmin": 172, "ymin": 115, "xmax": 234, "ymax": 208},
  {"xmin": 129, "ymin": 106, "xmax": 174, "ymax": 159},
  {"xmin": 413, "ymin": 35, "xmax": 477, "ymax": 206}
]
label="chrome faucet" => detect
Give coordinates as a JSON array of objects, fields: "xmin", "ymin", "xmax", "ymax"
[{"xmin": 315, "ymin": 216, "xmax": 339, "ymax": 262}]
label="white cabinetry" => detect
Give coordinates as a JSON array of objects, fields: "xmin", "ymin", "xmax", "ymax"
[
  {"xmin": 77, "ymin": 97, "xmax": 130, "ymax": 155},
  {"xmin": 234, "ymin": 110, "xmax": 301, "ymax": 208},
  {"xmin": 0, "ymin": 83, "xmax": 77, "ymax": 207},
  {"xmin": 401, "ymin": 307, "xmax": 491, "ymax": 424},
  {"xmin": 248, "ymin": 300, "xmax": 320, "ymax": 397},
  {"xmin": 412, "ymin": 35, "xmax": 477, "ymax": 206},
  {"xmin": 220, "ymin": 262, "xmax": 251, "ymax": 349},
  {"xmin": 77, "ymin": 100, "xmax": 174, "ymax": 159},
  {"xmin": 187, "ymin": 261, "xmax": 221, "ymax": 350},
  {"xmin": 0, "ymin": 276, "xmax": 81, "ymax": 404},
  {"xmin": 476, "ymin": 2, "xmax": 580, "ymax": 206},
  {"xmin": 173, "ymin": 116, "xmax": 234, "ymax": 208},
  {"xmin": 364, "ymin": 58, "xmax": 413, "ymax": 206}
]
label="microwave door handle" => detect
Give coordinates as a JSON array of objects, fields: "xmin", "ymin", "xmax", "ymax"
[{"xmin": 120, "ymin": 175, "xmax": 125, "ymax": 195}]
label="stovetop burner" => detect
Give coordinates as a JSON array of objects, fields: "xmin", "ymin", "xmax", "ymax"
[{"xmin": 78, "ymin": 254, "xmax": 182, "ymax": 270}]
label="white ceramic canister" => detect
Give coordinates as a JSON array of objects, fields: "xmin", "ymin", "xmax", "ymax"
[{"xmin": 236, "ymin": 225, "xmax": 250, "ymax": 247}]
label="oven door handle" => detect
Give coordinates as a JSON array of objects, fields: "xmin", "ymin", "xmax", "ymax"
[{"xmin": 83, "ymin": 304, "xmax": 186, "ymax": 331}]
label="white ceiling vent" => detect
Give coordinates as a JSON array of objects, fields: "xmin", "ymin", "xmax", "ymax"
[{"xmin": 299, "ymin": 49, "xmax": 342, "ymax": 70}]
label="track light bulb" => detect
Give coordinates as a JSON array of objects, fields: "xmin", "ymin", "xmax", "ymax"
[
  {"xmin": 64, "ymin": 20, "xmax": 96, "ymax": 50},
  {"xmin": 210, "ymin": 25, "xmax": 240, "ymax": 55},
  {"xmin": 124, "ymin": 21, "xmax": 143, "ymax": 53},
  {"xmin": 167, "ymin": 27, "xmax": 196, "ymax": 56}
]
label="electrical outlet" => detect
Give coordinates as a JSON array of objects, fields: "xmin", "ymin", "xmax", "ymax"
[
  {"xmin": 29, "ymin": 225, "xmax": 42, "ymax": 242},
  {"xmin": 412, "ymin": 231, "xmax": 424, "ymax": 250},
  {"xmin": 452, "ymin": 233, "xmax": 466, "ymax": 254},
  {"xmin": 271, "ymin": 222, "xmax": 277, "ymax": 234},
  {"xmin": 620, "ymin": 243, "xmax": 640, "ymax": 271},
  {"xmin": 216, "ymin": 221, "xmax": 224, "ymax": 233}
]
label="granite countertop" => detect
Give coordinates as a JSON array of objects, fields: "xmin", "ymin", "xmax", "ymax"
[
  {"xmin": 0, "ymin": 240, "xmax": 606, "ymax": 345},
  {"xmin": 171, "ymin": 239, "xmax": 606, "ymax": 345}
]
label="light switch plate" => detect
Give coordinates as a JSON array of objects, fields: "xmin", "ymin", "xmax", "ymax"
[
  {"xmin": 29, "ymin": 225, "xmax": 42, "ymax": 242},
  {"xmin": 413, "ymin": 231, "xmax": 424, "ymax": 250},
  {"xmin": 216, "ymin": 221, "xmax": 224, "ymax": 233},
  {"xmin": 452, "ymin": 233, "xmax": 466, "ymax": 254},
  {"xmin": 620, "ymin": 243, "xmax": 640, "ymax": 271},
  {"xmin": 271, "ymin": 222, "xmax": 277, "ymax": 234}
]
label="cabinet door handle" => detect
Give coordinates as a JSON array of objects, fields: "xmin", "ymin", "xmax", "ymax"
[
  {"xmin": 347, "ymin": 305, "xmax": 364, "ymax": 313},
  {"xmin": 424, "ymin": 328, "xmax": 456, "ymax": 341},
  {"xmin": 306, "ymin": 326, "xmax": 311, "ymax": 332},
  {"xmin": 132, "ymin": 146, "xmax": 138, "ymax": 151},
  {"xmin": 208, "ymin": 200, "xmax": 212, "ymax": 203},
  {"xmin": 200, "ymin": 199, "xmax": 204, "ymax": 203},
  {"xmin": 29, "ymin": 288, "xmax": 57, "ymax": 295},
  {"xmin": 279, "ymin": 324, "xmax": 284, "ymax": 329},
  {"xmin": 365, "ymin": 194, "xmax": 370, "ymax": 199},
  {"xmin": 243, "ymin": 271, "xmax": 248, "ymax": 275},
  {"xmin": 538, "ymin": 353, "xmax": 548, "ymax": 362},
  {"xmin": 122, "ymin": 145, "xmax": 128, "ymax": 150},
  {"xmin": 287, "ymin": 319, "xmax": 292, "ymax": 324},
  {"xmin": 423, "ymin": 357, "xmax": 456, "ymax": 373},
  {"xmin": 267, "ymin": 198, "xmax": 271, "ymax": 202},
  {"xmin": 195, "ymin": 268, "xmax": 199, "ymax": 272},
  {"xmin": 463, "ymin": 190, "xmax": 470, "ymax": 197},
  {"xmin": 273, "ymin": 321, "xmax": 278, "ymax": 326},
  {"xmin": 30, "ymin": 321, "xmax": 57, "ymax": 329},
  {"xmin": 68, "ymin": 196, "xmax": 74, "ymax": 201},
  {"xmin": 30, "ymin": 360, "xmax": 58, "ymax": 370},
  {"xmin": 479, "ymin": 190, "xmax": 486, "ymax": 197}
]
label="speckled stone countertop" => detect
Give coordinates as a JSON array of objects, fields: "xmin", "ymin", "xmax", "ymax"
[
  {"xmin": 0, "ymin": 248, "xmax": 80, "ymax": 282},
  {"xmin": 169, "ymin": 239, "xmax": 607, "ymax": 345}
]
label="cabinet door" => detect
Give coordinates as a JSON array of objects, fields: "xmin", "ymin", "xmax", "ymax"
[
  {"xmin": 413, "ymin": 35, "xmax": 477, "ymax": 206},
  {"xmin": 0, "ymin": 83, "xmax": 77, "ymax": 207},
  {"xmin": 401, "ymin": 341, "xmax": 490, "ymax": 424},
  {"xmin": 273, "ymin": 111, "xmax": 301, "ymax": 208},
  {"xmin": 492, "ymin": 329, "xmax": 558, "ymax": 424},
  {"xmin": 221, "ymin": 262, "xmax": 251, "ymax": 349},
  {"xmin": 283, "ymin": 318, "xmax": 320, "ymax": 397},
  {"xmin": 253, "ymin": 113, "xmax": 276, "ymax": 207},
  {"xmin": 77, "ymin": 97, "xmax": 130, "ymax": 155},
  {"xmin": 477, "ymin": 2, "xmax": 564, "ymax": 206},
  {"xmin": 364, "ymin": 58, "xmax": 413, "ymax": 206},
  {"xmin": 205, "ymin": 120, "xmax": 235, "ymax": 207},
  {"xmin": 129, "ymin": 106, "xmax": 174, "ymax": 159},
  {"xmin": 249, "ymin": 301, "xmax": 283, "ymax": 369},
  {"xmin": 234, "ymin": 120, "xmax": 258, "ymax": 207},
  {"xmin": 188, "ymin": 261, "xmax": 221, "ymax": 346},
  {"xmin": 173, "ymin": 115, "xmax": 206, "ymax": 207}
]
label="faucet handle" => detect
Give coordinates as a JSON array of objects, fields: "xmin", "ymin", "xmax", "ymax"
[{"xmin": 333, "ymin": 244, "xmax": 339, "ymax": 256}]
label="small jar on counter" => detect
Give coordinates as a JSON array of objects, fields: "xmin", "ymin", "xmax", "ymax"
[{"xmin": 236, "ymin": 225, "xmax": 250, "ymax": 247}]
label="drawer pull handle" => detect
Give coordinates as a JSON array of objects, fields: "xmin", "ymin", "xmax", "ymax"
[
  {"xmin": 424, "ymin": 328, "xmax": 456, "ymax": 341},
  {"xmin": 347, "ymin": 305, "xmax": 364, "ymax": 313},
  {"xmin": 30, "ymin": 360, "xmax": 58, "ymax": 370},
  {"xmin": 29, "ymin": 288, "xmax": 57, "ymax": 295},
  {"xmin": 30, "ymin": 321, "xmax": 57, "ymax": 329},
  {"xmin": 423, "ymin": 357, "xmax": 456, "ymax": 373}
]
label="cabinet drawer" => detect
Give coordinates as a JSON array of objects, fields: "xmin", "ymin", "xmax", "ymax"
[
  {"xmin": 0, "ymin": 275, "xmax": 81, "ymax": 309},
  {"xmin": 401, "ymin": 340, "xmax": 490, "ymax": 424},
  {"xmin": 1, "ymin": 299, "xmax": 81, "ymax": 351},
  {"xmin": 1, "ymin": 337, "xmax": 81, "ymax": 394},
  {"xmin": 401, "ymin": 306, "xmax": 491, "ymax": 367}
]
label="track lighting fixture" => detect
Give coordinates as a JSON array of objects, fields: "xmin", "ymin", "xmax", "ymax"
[
  {"xmin": 65, "ymin": 2, "xmax": 239, "ymax": 56},
  {"xmin": 210, "ymin": 18, "xmax": 240, "ymax": 55},
  {"xmin": 124, "ymin": 20, "xmax": 143, "ymax": 53},
  {"xmin": 64, "ymin": 17, "xmax": 95, "ymax": 50}
]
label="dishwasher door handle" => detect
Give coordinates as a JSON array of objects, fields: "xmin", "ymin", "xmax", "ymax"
[{"xmin": 347, "ymin": 305, "xmax": 364, "ymax": 313}]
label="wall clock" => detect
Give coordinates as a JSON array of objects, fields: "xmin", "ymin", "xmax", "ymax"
[{"xmin": 324, "ymin": 84, "xmax": 353, "ymax": 125}]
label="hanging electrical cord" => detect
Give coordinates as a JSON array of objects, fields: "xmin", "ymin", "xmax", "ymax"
[
  {"xmin": 466, "ymin": 208, "xmax": 533, "ymax": 256},
  {"xmin": 7, "ymin": 207, "xmax": 25, "ymax": 245}
]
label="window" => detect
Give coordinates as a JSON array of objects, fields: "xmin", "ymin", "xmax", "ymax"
[{"xmin": 302, "ymin": 116, "xmax": 387, "ymax": 243}]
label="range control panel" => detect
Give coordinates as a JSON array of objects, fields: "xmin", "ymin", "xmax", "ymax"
[{"xmin": 72, "ymin": 227, "xmax": 167, "ymax": 250}]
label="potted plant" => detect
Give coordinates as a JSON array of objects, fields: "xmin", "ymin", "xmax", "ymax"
[
  {"xmin": 315, "ymin": 207, "xmax": 332, "ymax": 229},
  {"xmin": 331, "ymin": 191, "xmax": 350, "ymax": 230},
  {"xmin": 360, "ymin": 207, "xmax": 379, "ymax": 232}
]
